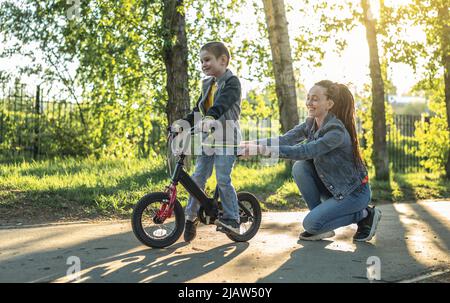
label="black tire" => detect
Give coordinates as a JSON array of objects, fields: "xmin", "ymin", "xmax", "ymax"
[
  {"xmin": 226, "ymin": 192, "xmax": 262, "ymax": 242},
  {"xmin": 131, "ymin": 192, "xmax": 185, "ymax": 248}
]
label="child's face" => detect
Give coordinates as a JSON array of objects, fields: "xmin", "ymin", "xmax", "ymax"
[{"xmin": 200, "ymin": 50, "xmax": 227, "ymax": 78}]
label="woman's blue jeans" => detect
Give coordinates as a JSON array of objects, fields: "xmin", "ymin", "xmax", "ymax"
[{"xmin": 292, "ymin": 160, "xmax": 371, "ymax": 234}]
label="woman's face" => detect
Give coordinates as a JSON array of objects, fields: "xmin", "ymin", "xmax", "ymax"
[{"xmin": 306, "ymin": 85, "xmax": 334, "ymax": 118}]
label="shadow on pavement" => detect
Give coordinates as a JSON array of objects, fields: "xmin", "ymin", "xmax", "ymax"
[
  {"xmin": 257, "ymin": 201, "xmax": 449, "ymax": 283},
  {"xmin": 0, "ymin": 227, "xmax": 249, "ymax": 283}
]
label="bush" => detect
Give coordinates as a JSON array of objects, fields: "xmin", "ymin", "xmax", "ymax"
[{"xmin": 414, "ymin": 83, "xmax": 449, "ymax": 174}]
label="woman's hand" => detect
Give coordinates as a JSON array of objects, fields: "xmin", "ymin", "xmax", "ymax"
[
  {"xmin": 240, "ymin": 140, "xmax": 257, "ymax": 146},
  {"xmin": 238, "ymin": 143, "xmax": 254, "ymax": 159},
  {"xmin": 238, "ymin": 143, "xmax": 260, "ymax": 159},
  {"xmin": 257, "ymin": 144, "xmax": 275, "ymax": 156},
  {"xmin": 238, "ymin": 143, "xmax": 275, "ymax": 158}
]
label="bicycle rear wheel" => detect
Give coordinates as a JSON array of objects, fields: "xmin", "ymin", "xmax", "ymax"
[
  {"xmin": 132, "ymin": 192, "xmax": 185, "ymax": 248},
  {"xmin": 226, "ymin": 192, "xmax": 262, "ymax": 242}
]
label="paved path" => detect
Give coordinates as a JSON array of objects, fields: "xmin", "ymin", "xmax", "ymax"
[{"xmin": 0, "ymin": 201, "xmax": 449, "ymax": 283}]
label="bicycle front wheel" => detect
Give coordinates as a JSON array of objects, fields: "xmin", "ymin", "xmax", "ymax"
[{"xmin": 132, "ymin": 192, "xmax": 185, "ymax": 248}]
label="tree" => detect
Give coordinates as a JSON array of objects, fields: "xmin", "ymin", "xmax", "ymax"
[
  {"xmin": 262, "ymin": 0, "xmax": 299, "ymax": 133},
  {"xmin": 361, "ymin": 0, "xmax": 389, "ymax": 180},
  {"xmin": 162, "ymin": 0, "xmax": 190, "ymax": 126},
  {"xmin": 441, "ymin": 4, "xmax": 450, "ymax": 178}
]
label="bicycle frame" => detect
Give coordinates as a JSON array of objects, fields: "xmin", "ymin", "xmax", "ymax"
[{"xmin": 157, "ymin": 131, "xmax": 219, "ymax": 223}]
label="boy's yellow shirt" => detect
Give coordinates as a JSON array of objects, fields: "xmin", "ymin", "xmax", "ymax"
[{"xmin": 204, "ymin": 80, "xmax": 218, "ymax": 113}]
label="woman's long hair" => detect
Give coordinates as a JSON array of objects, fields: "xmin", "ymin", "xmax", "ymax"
[{"xmin": 315, "ymin": 80, "xmax": 364, "ymax": 168}]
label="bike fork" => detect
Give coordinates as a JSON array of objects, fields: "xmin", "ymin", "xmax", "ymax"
[{"xmin": 154, "ymin": 182, "xmax": 177, "ymax": 223}]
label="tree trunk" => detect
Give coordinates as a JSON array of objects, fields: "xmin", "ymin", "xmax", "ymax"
[
  {"xmin": 361, "ymin": 0, "xmax": 389, "ymax": 181},
  {"xmin": 162, "ymin": 0, "xmax": 190, "ymax": 126},
  {"xmin": 262, "ymin": 0, "xmax": 299, "ymax": 134},
  {"xmin": 438, "ymin": 5, "xmax": 450, "ymax": 179}
]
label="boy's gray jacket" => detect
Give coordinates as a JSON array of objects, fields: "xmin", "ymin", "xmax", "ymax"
[
  {"xmin": 264, "ymin": 113, "xmax": 368, "ymax": 200},
  {"xmin": 184, "ymin": 69, "xmax": 242, "ymax": 145}
]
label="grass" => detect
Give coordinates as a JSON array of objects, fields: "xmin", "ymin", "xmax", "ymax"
[
  {"xmin": 1, "ymin": 156, "xmax": 449, "ymax": 224},
  {"xmin": 370, "ymin": 171, "xmax": 450, "ymax": 202},
  {"xmin": 0, "ymin": 156, "xmax": 169, "ymax": 223}
]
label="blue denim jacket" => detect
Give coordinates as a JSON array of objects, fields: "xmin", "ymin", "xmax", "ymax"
[{"xmin": 263, "ymin": 113, "xmax": 368, "ymax": 200}]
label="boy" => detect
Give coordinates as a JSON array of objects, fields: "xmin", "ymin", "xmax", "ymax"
[{"xmin": 180, "ymin": 41, "xmax": 242, "ymax": 242}]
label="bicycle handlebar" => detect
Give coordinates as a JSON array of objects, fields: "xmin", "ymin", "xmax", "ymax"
[
  {"xmin": 167, "ymin": 126, "xmax": 244, "ymax": 158},
  {"xmin": 168, "ymin": 125, "xmax": 215, "ymax": 139}
]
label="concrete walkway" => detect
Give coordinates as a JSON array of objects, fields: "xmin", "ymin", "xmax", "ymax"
[{"xmin": 0, "ymin": 200, "xmax": 449, "ymax": 283}]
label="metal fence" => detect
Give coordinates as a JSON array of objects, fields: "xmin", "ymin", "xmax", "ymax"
[
  {"xmin": 0, "ymin": 83, "xmax": 89, "ymax": 160},
  {"xmin": 0, "ymin": 83, "xmax": 426, "ymax": 172},
  {"xmin": 387, "ymin": 115, "xmax": 423, "ymax": 172}
]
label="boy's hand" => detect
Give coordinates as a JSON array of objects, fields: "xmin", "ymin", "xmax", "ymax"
[
  {"xmin": 193, "ymin": 120, "xmax": 203, "ymax": 133},
  {"xmin": 201, "ymin": 117, "xmax": 216, "ymax": 133},
  {"xmin": 169, "ymin": 124, "xmax": 183, "ymax": 133},
  {"xmin": 170, "ymin": 119, "xmax": 191, "ymax": 133}
]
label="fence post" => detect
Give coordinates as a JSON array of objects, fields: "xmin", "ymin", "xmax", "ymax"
[{"xmin": 33, "ymin": 84, "xmax": 40, "ymax": 160}]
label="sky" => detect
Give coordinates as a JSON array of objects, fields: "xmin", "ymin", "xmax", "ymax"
[{"xmin": 0, "ymin": 0, "xmax": 425, "ymax": 100}]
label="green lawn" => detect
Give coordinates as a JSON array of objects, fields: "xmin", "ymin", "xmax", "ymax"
[{"xmin": 1, "ymin": 156, "xmax": 449, "ymax": 224}]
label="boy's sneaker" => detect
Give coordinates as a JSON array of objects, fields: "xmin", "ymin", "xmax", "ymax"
[
  {"xmin": 215, "ymin": 218, "xmax": 240, "ymax": 235},
  {"xmin": 353, "ymin": 206, "xmax": 382, "ymax": 242},
  {"xmin": 299, "ymin": 230, "xmax": 335, "ymax": 241},
  {"xmin": 183, "ymin": 219, "xmax": 199, "ymax": 242}
]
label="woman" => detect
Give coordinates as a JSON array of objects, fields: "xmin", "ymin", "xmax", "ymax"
[{"xmin": 241, "ymin": 80, "xmax": 381, "ymax": 241}]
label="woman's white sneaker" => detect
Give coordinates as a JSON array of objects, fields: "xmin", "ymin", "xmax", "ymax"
[{"xmin": 299, "ymin": 230, "xmax": 335, "ymax": 241}]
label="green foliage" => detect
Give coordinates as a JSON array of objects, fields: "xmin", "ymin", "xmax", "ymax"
[
  {"xmin": 379, "ymin": 1, "xmax": 449, "ymax": 176},
  {"xmin": 0, "ymin": 95, "xmax": 165, "ymax": 160},
  {"xmin": 0, "ymin": 0, "xmax": 169, "ymax": 158},
  {"xmin": 414, "ymin": 80, "xmax": 449, "ymax": 174},
  {"xmin": 38, "ymin": 110, "xmax": 92, "ymax": 158},
  {"xmin": 239, "ymin": 85, "xmax": 283, "ymax": 142},
  {"xmin": 241, "ymin": 86, "xmax": 278, "ymax": 120},
  {"xmin": 232, "ymin": 0, "xmax": 273, "ymax": 82},
  {"xmin": 0, "ymin": 109, "xmax": 37, "ymax": 155},
  {"xmin": 356, "ymin": 84, "xmax": 405, "ymax": 173},
  {"xmin": 293, "ymin": 0, "xmax": 359, "ymax": 68},
  {"xmin": 383, "ymin": 0, "xmax": 449, "ymax": 77}
]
